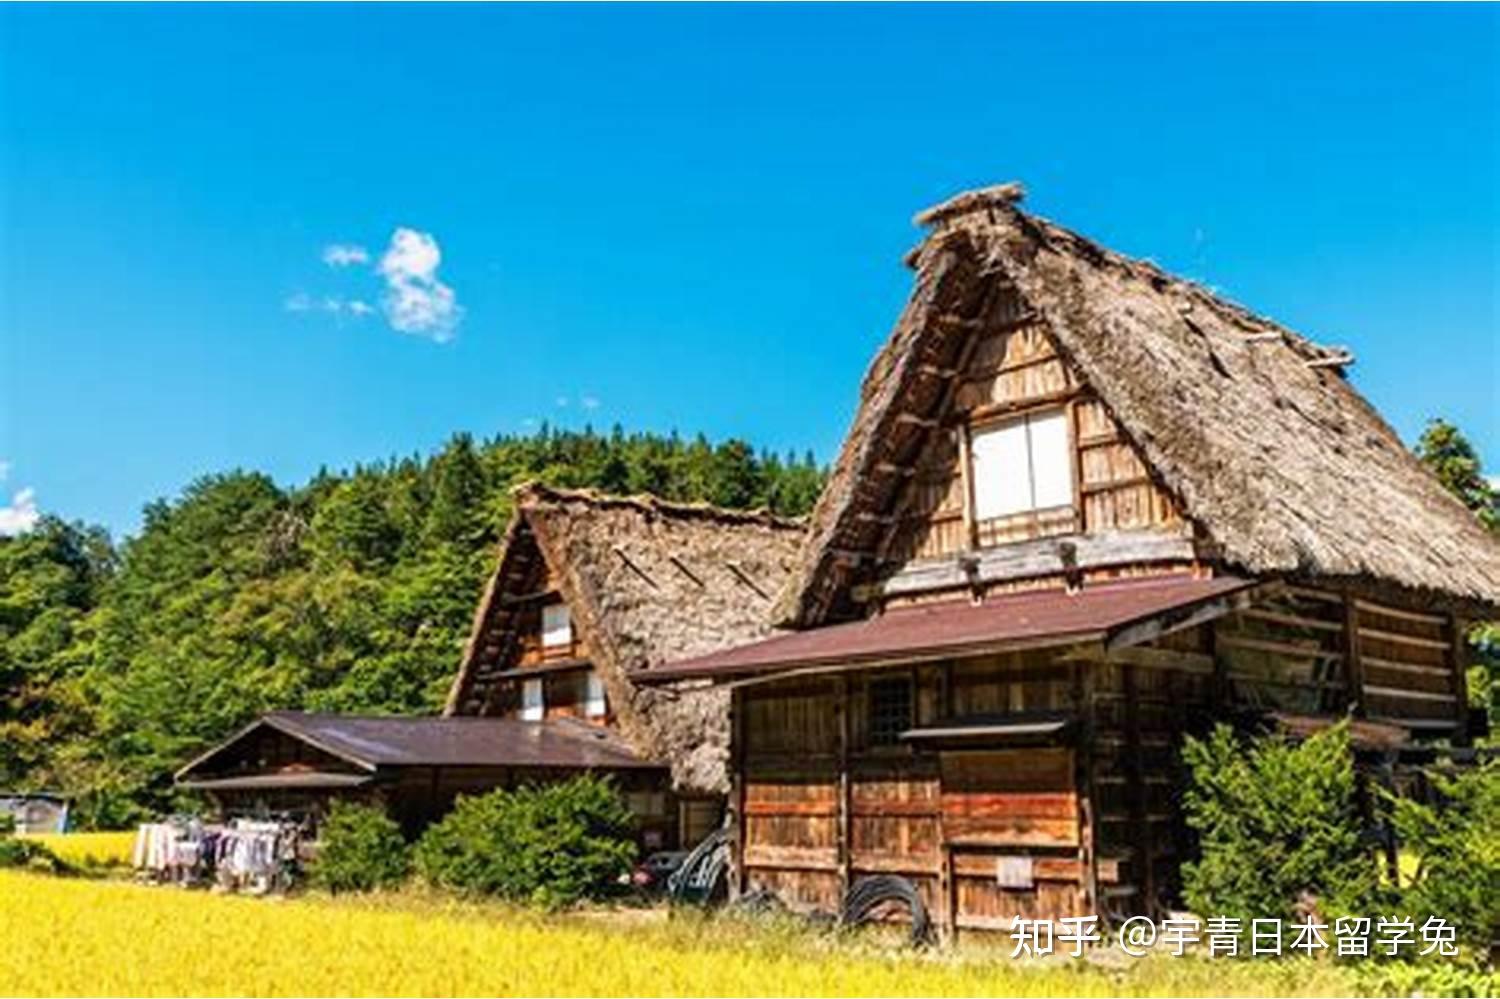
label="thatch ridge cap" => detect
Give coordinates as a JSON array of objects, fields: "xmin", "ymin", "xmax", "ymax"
[{"xmin": 510, "ymin": 480, "xmax": 805, "ymax": 531}]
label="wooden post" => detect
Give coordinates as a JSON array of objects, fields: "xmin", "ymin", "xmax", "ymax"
[
  {"xmin": 730, "ymin": 691, "xmax": 747, "ymax": 898},
  {"xmin": 1447, "ymin": 614, "xmax": 1472, "ymax": 747},
  {"xmin": 941, "ymin": 844, "xmax": 957, "ymax": 946},
  {"xmin": 957, "ymin": 425, "xmax": 978, "ymax": 551},
  {"xmin": 1122, "ymin": 663, "xmax": 1154, "ymax": 918},
  {"xmin": 1076, "ymin": 658, "xmax": 1100, "ymax": 921},
  {"xmin": 836, "ymin": 675, "xmax": 851, "ymax": 901},
  {"xmin": 1342, "ymin": 594, "xmax": 1367, "ymax": 717}
]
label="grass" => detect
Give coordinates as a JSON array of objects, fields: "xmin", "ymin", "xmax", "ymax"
[
  {"xmin": 0, "ymin": 870, "xmax": 1388, "ymax": 998},
  {"xmin": 18, "ymin": 830, "xmax": 135, "ymax": 867}
]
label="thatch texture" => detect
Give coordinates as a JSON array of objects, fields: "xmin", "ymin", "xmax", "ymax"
[
  {"xmin": 775, "ymin": 183, "xmax": 1500, "ymax": 626},
  {"xmin": 447, "ymin": 484, "xmax": 803, "ymax": 793}
]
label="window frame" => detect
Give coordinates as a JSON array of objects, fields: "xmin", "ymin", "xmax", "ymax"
[
  {"xmin": 584, "ymin": 672, "xmax": 608, "ymax": 718},
  {"xmin": 967, "ymin": 406, "xmax": 1077, "ymax": 523},
  {"xmin": 520, "ymin": 677, "xmax": 544, "ymax": 721},
  {"xmin": 541, "ymin": 602, "xmax": 573, "ymax": 656},
  {"xmin": 866, "ymin": 675, "xmax": 915, "ymax": 748}
]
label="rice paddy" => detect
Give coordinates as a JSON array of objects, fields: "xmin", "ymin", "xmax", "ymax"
[
  {"xmin": 0, "ymin": 870, "xmax": 1381, "ymax": 997},
  {"xmin": 18, "ymin": 831, "xmax": 136, "ymax": 867}
]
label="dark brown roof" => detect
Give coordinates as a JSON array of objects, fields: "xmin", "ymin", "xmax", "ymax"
[
  {"xmin": 175, "ymin": 712, "xmax": 660, "ymax": 780},
  {"xmin": 178, "ymin": 772, "xmax": 375, "ymax": 791},
  {"xmin": 650, "ymin": 575, "xmax": 1256, "ymax": 681},
  {"xmin": 774, "ymin": 182, "xmax": 1500, "ymax": 626}
]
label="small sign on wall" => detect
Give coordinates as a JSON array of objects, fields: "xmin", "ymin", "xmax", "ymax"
[{"xmin": 995, "ymin": 855, "xmax": 1035, "ymax": 889}]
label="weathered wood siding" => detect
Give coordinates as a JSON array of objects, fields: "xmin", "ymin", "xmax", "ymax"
[
  {"xmin": 887, "ymin": 318, "xmax": 1181, "ymax": 566},
  {"xmin": 734, "ymin": 651, "xmax": 1095, "ymax": 929},
  {"xmin": 731, "ymin": 580, "xmax": 1468, "ymax": 932}
]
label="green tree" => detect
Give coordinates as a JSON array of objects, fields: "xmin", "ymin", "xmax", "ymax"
[
  {"xmin": 7, "ymin": 426, "xmax": 824, "ymax": 820},
  {"xmin": 1415, "ymin": 418, "xmax": 1499, "ymax": 739},
  {"xmin": 1181, "ymin": 722, "xmax": 1377, "ymax": 926},
  {"xmin": 1415, "ymin": 418, "xmax": 1498, "ymax": 533}
]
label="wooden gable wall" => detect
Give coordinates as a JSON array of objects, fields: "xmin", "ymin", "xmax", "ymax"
[{"xmin": 888, "ymin": 307, "xmax": 1182, "ymax": 568}]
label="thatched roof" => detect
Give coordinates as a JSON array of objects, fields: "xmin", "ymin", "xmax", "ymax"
[
  {"xmin": 446, "ymin": 483, "xmax": 804, "ymax": 793},
  {"xmin": 775, "ymin": 183, "xmax": 1500, "ymax": 626}
]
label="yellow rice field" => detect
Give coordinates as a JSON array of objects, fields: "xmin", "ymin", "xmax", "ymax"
[
  {"xmin": 0, "ymin": 870, "xmax": 1375, "ymax": 998},
  {"xmin": 19, "ymin": 831, "xmax": 136, "ymax": 867}
]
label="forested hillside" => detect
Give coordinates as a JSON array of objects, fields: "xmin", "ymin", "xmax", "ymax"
[{"xmin": 0, "ymin": 427, "xmax": 824, "ymax": 826}]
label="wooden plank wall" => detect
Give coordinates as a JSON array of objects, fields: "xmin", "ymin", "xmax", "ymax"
[
  {"xmin": 1212, "ymin": 585, "xmax": 1466, "ymax": 739},
  {"xmin": 887, "ymin": 320, "xmax": 1180, "ymax": 565},
  {"xmin": 734, "ymin": 651, "xmax": 1097, "ymax": 932}
]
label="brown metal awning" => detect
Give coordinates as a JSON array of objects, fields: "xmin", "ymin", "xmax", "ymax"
[
  {"xmin": 178, "ymin": 772, "xmax": 374, "ymax": 791},
  {"xmin": 642, "ymin": 575, "xmax": 1258, "ymax": 683}
]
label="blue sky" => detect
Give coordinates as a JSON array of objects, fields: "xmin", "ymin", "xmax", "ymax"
[{"xmin": 1, "ymin": 4, "xmax": 1495, "ymax": 536}]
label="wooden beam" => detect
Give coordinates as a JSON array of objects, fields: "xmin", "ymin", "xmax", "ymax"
[
  {"xmin": 1305, "ymin": 349, "xmax": 1355, "ymax": 369},
  {"xmin": 1352, "ymin": 598, "xmax": 1446, "ymax": 627},
  {"xmin": 874, "ymin": 302, "xmax": 990, "ymax": 562},
  {"xmin": 1107, "ymin": 587, "xmax": 1259, "ymax": 653},
  {"xmin": 836, "ymin": 675, "xmax": 851, "ymax": 901},
  {"xmin": 730, "ymin": 692, "xmax": 747, "ymax": 899},
  {"xmin": 1447, "ymin": 614, "xmax": 1472, "ymax": 747},
  {"xmin": 959, "ymin": 386, "xmax": 1084, "ymax": 427},
  {"xmin": 894, "ymin": 413, "xmax": 941, "ymax": 430},
  {"xmin": 957, "ymin": 425, "xmax": 978, "ymax": 552},
  {"xmin": 1362, "ymin": 685, "xmax": 1457, "ymax": 704},
  {"xmin": 1076, "ymin": 659, "xmax": 1099, "ymax": 921},
  {"xmin": 874, "ymin": 461, "xmax": 917, "ymax": 477},
  {"xmin": 877, "ymin": 529, "xmax": 1197, "ymax": 599},
  {"xmin": 1357, "ymin": 627, "xmax": 1451, "ymax": 652},
  {"xmin": 1343, "ymin": 594, "xmax": 1367, "ymax": 717},
  {"xmin": 1105, "ymin": 645, "xmax": 1216, "ymax": 675},
  {"xmin": 1122, "ymin": 664, "xmax": 1155, "ymax": 919},
  {"xmin": 916, "ymin": 363, "xmax": 959, "ymax": 379}
]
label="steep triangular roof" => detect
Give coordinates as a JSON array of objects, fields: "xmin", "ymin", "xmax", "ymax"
[
  {"xmin": 775, "ymin": 183, "xmax": 1500, "ymax": 627},
  {"xmin": 447, "ymin": 483, "xmax": 804, "ymax": 792}
]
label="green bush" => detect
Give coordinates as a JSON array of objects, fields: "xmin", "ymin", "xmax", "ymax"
[
  {"xmin": 1181, "ymin": 721, "xmax": 1377, "ymax": 925},
  {"xmin": 0, "ymin": 835, "xmax": 67, "ymax": 874},
  {"xmin": 0, "ymin": 813, "xmax": 14, "ymax": 835},
  {"xmin": 1386, "ymin": 760, "xmax": 1500, "ymax": 961},
  {"xmin": 414, "ymin": 775, "xmax": 637, "ymax": 907},
  {"xmin": 308, "ymin": 801, "xmax": 410, "ymax": 893}
]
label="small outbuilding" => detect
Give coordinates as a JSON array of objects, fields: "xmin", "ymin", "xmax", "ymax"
[{"xmin": 175, "ymin": 710, "xmax": 668, "ymax": 839}]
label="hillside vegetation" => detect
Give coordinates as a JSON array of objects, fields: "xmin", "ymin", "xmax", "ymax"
[{"xmin": 0, "ymin": 427, "xmax": 824, "ymax": 826}]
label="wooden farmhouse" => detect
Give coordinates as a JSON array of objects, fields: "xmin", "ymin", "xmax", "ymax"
[
  {"xmin": 178, "ymin": 483, "xmax": 802, "ymax": 847},
  {"xmin": 646, "ymin": 184, "xmax": 1500, "ymax": 935},
  {"xmin": 443, "ymin": 483, "xmax": 803, "ymax": 846}
]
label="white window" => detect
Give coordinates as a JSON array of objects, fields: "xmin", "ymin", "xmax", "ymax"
[
  {"xmin": 584, "ymin": 673, "xmax": 608, "ymax": 718},
  {"xmin": 970, "ymin": 408, "xmax": 1074, "ymax": 520},
  {"xmin": 541, "ymin": 603, "xmax": 572, "ymax": 652},
  {"xmin": 520, "ymin": 678, "xmax": 544, "ymax": 721}
]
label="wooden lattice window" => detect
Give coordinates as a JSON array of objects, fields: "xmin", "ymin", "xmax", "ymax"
[{"xmin": 868, "ymin": 676, "xmax": 913, "ymax": 747}]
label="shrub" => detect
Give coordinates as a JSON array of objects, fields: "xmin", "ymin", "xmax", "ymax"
[
  {"xmin": 1181, "ymin": 721, "xmax": 1377, "ymax": 925},
  {"xmin": 1386, "ymin": 760, "xmax": 1499, "ymax": 961},
  {"xmin": 415, "ymin": 775, "xmax": 637, "ymax": 907},
  {"xmin": 0, "ymin": 813, "xmax": 14, "ymax": 835},
  {"xmin": 0, "ymin": 835, "xmax": 67, "ymax": 874},
  {"xmin": 308, "ymin": 801, "xmax": 409, "ymax": 893}
]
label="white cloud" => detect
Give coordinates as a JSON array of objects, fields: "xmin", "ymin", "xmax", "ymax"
[
  {"xmin": 348, "ymin": 300, "xmax": 375, "ymax": 317},
  {"xmin": 0, "ymin": 460, "xmax": 9, "ymax": 482},
  {"xmin": 378, "ymin": 228, "xmax": 462, "ymax": 342},
  {"xmin": 284, "ymin": 292, "xmax": 313, "ymax": 313},
  {"xmin": 580, "ymin": 395, "xmax": 600, "ymax": 411},
  {"xmin": 0, "ymin": 487, "xmax": 39, "ymax": 536},
  {"xmin": 322, "ymin": 243, "xmax": 370, "ymax": 267}
]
